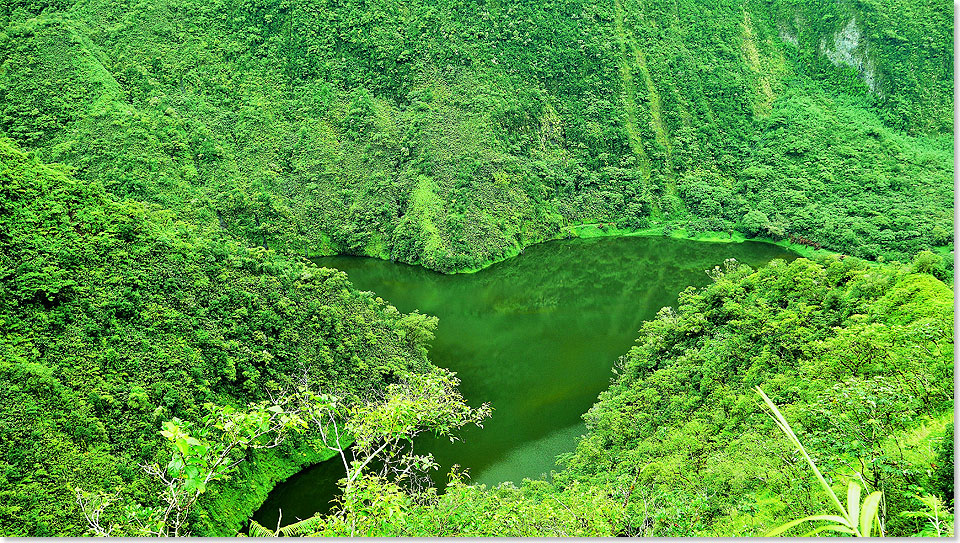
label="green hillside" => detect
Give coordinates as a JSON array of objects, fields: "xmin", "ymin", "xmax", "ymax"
[
  {"xmin": 0, "ymin": 0, "xmax": 951, "ymax": 272},
  {"xmin": 0, "ymin": 138, "xmax": 440, "ymax": 534},
  {"xmin": 0, "ymin": 0, "xmax": 953, "ymax": 537}
]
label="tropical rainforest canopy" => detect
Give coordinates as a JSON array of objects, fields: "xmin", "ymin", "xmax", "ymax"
[{"xmin": 0, "ymin": 0, "xmax": 953, "ymax": 537}]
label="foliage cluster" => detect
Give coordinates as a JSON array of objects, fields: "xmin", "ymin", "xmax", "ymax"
[{"xmin": 0, "ymin": 139, "xmax": 439, "ymax": 535}]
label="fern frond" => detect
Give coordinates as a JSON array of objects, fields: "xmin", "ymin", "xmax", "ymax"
[{"xmin": 277, "ymin": 514, "xmax": 325, "ymax": 536}]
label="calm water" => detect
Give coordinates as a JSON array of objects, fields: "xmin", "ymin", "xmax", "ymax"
[{"xmin": 253, "ymin": 236, "xmax": 795, "ymax": 526}]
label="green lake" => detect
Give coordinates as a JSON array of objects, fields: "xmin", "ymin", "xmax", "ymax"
[{"xmin": 253, "ymin": 236, "xmax": 796, "ymax": 527}]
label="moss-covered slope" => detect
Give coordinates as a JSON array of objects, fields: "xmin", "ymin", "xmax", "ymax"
[{"xmin": 0, "ymin": 0, "xmax": 951, "ymax": 272}]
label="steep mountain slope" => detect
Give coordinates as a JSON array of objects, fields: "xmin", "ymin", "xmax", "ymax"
[
  {"xmin": 0, "ymin": 0, "xmax": 952, "ymax": 271},
  {"xmin": 0, "ymin": 0, "xmax": 953, "ymax": 536},
  {"xmin": 557, "ymin": 254, "xmax": 954, "ymax": 535},
  {"xmin": 0, "ymin": 138, "xmax": 439, "ymax": 535}
]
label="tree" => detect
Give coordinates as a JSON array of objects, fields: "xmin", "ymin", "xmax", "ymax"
[
  {"xmin": 741, "ymin": 210, "xmax": 770, "ymax": 238},
  {"xmin": 932, "ymin": 423, "xmax": 954, "ymax": 507},
  {"xmin": 252, "ymin": 368, "xmax": 491, "ymax": 536},
  {"xmin": 76, "ymin": 399, "xmax": 304, "ymax": 536}
]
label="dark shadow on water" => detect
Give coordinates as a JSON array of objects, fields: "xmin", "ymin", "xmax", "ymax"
[{"xmin": 252, "ymin": 457, "xmax": 344, "ymax": 530}]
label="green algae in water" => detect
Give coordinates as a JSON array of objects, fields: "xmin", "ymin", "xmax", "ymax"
[{"xmin": 253, "ymin": 236, "xmax": 796, "ymax": 526}]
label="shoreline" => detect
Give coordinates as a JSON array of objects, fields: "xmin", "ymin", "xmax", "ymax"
[{"xmin": 305, "ymin": 221, "xmax": 837, "ymax": 275}]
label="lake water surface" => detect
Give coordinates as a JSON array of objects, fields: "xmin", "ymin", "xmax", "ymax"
[{"xmin": 253, "ymin": 236, "xmax": 796, "ymax": 527}]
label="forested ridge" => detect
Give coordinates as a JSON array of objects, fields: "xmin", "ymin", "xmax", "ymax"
[
  {"xmin": 0, "ymin": 0, "xmax": 954, "ymax": 537},
  {"xmin": 0, "ymin": 139, "xmax": 442, "ymax": 534},
  {"xmin": 0, "ymin": 0, "xmax": 952, "ymax": 271}
]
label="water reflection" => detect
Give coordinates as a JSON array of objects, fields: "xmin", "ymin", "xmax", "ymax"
[{"xmin": 253, "ymin": 236, "xmax": 795, "ymax": 527}]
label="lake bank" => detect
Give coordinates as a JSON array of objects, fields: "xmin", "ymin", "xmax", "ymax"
[{"xmin": 253, "ymin": 235, "xmax": 799, "ymax": 528}]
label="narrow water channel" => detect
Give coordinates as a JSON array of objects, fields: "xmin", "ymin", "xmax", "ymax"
[{"xmin": 253, "ymin": 236, "xmax": 796, "ymax": 527}]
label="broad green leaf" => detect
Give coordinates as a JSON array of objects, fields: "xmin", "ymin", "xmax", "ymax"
[
  {"xmin": 847, "ymin": 481, "xmax": 861, "ymax": 525},
  {"xmin": 167, "ymin": 457, "xmax": 184, "ymax": 476},
  {"xmin": 174, "ymin": 438, "xmax": 191, "ymax": 456},
  {"xmin": 765, "ymin": 515, "xmax": 849, "ymax": 537},
  {"xmin": 801, "ymin": 524, "xmax": 857, "ymax": 537},
  {"xmin": 859, "ymin": 491, "xmax": 884, "ymax": 537}
]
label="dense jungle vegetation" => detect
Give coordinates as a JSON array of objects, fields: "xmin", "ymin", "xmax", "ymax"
[
  {"xmin": 0, "ymin": 0, "xmax": 953, "ymax": 537},
  {"xmin": 0, "ymin": 139, "xmax": 443, "ymax": 534},
  {"xmin": 280, "ymin": 254, "xmax": 955, "ymax": 536},
  {"xmin": 0, "ymin": 0, "xmax": 953, "ymax": 270}
]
